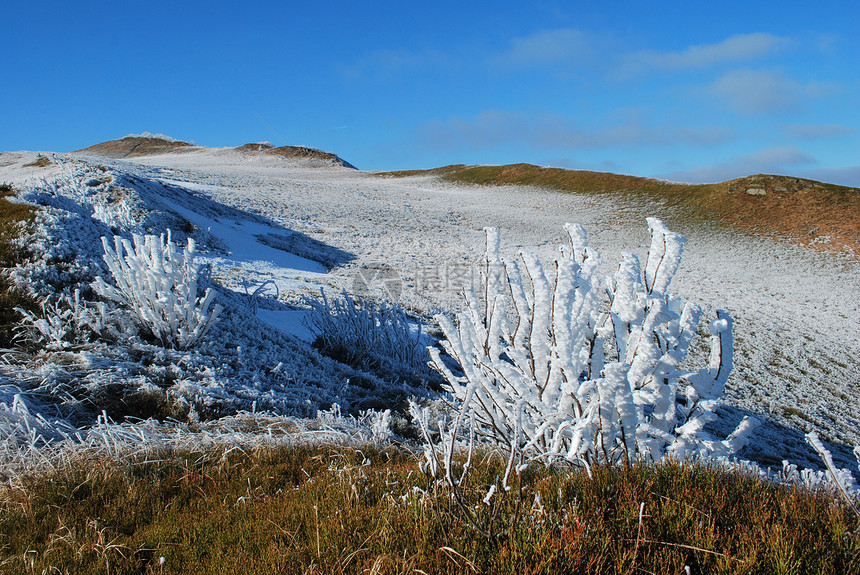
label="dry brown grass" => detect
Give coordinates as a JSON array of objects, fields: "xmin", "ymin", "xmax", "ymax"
[
  {"xmin": 22, "ymin": 156, "xmax": 52, "ymax": 168},
  {"xmin": 1, "ymin": 444, "xmax": 856, "ymax": 574},
  {"xmin": 711, "ymin": 174, "xmax": 860, "ymax": 254},
  {"xmin": 235, "ymin": 142, "xmax": 275, "ymax": 153}
]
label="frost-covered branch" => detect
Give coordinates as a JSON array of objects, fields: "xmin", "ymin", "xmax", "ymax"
[{"xmin": 805, "ymin": 432, "xmax": 860, "ymax": 515}]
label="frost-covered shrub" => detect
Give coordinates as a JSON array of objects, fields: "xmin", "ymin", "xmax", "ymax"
[
  {"xmin": 242, "ymin": 279, "xmax": 279, "ymax": 315},
  {"xmin": 418, "ymin": 219, "xmax": 757, "ymax": 478},
  {"xmin": 16, "ymin": 290, "xmax": 108, "ymax": 350},
  {"xmin": 316, "ymin": 404, "xmax": 395, "ymax": 444},
  {"xmin": 92, "ymin": 231, "xmax": 222, "ymax": 350},
  {"xmin": 304, "ymin": 289, "xmax": 428, "ymax": 373}
]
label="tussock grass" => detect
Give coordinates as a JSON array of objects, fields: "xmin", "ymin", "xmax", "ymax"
[
  {"xmin": 1, "ymin": 444, "xmax": 856, "ymax": 574},
  {"xmin": 0, "ymin": 183, "xmax": 38, "ymax": 347},
  {"xmin": 23, "ymin": 156, "xmax": 52, "ymax": 168}
]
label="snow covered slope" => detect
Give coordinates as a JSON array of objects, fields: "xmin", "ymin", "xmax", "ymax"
[{"xmin": 1, "ymin": 144, "xmax": 858, "ymax": 473}]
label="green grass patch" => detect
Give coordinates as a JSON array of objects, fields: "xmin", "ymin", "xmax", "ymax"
[
  {"xmin": 1, "ymin": 443, "xmax": 856, "ymax": 574},
  {"xmin": 0, "ymin": 183, "xmax": 39, "ymax": 348}
]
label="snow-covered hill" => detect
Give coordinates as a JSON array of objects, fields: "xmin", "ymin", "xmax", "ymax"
[{"xmin": 1, "ymin": 142, "xmax": 858, "ymax": 475}]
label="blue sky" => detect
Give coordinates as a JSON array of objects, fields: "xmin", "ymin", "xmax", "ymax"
[{"xmin": 2, "ymin": 1, "xmax": 858, "ymax": 185}]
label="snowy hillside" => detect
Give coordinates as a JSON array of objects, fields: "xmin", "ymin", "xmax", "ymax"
[{"xmin": 1, "ymin": 141, "xmax": 858, "ymax": 477}]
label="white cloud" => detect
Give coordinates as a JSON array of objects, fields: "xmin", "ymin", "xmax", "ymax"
[
  {"xmin": 620, "ymin": 33, "xmax": 791, "ymax": 75},
  {"xmin": 493, "ymin": 28, "xmax": 602, "ymax": 70},
  {"xmin": 782, "ymin": 124, "xmax": 856, "ymax": 139},
  {"xmin": 706, "ymin": 69, "xmax": 832, "ymax": 115},
  {"xmin": 812, "ymin": 32, "xmax": 841, "ymax": 54},
  {"xmin": 660, "ymin": 146, "xmax": 816, "ymax": 183},
  {"xmin": 411, "ymin": 109, "xmax": 735, "ymax": 153},
  {"xmin": 343, "ymin": 48, "xmax": 451, "ymax": 80}
]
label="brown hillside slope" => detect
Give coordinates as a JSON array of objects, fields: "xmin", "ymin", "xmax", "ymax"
[
  {"xmin": 384, "ymin": 164, "xmax": 860, "ymax": 256},
  {"xmin": 74, "ymin": 136, "xmax": 196, "ymax": 158},
  {"xmin": 236, "ymin": 142, "xmax": 357, "ymax": 168}
]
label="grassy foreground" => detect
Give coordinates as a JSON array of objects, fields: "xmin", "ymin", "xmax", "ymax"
[{"xmin": 1, "ymin": 444, "xmax": 857, "ymax": 574}]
